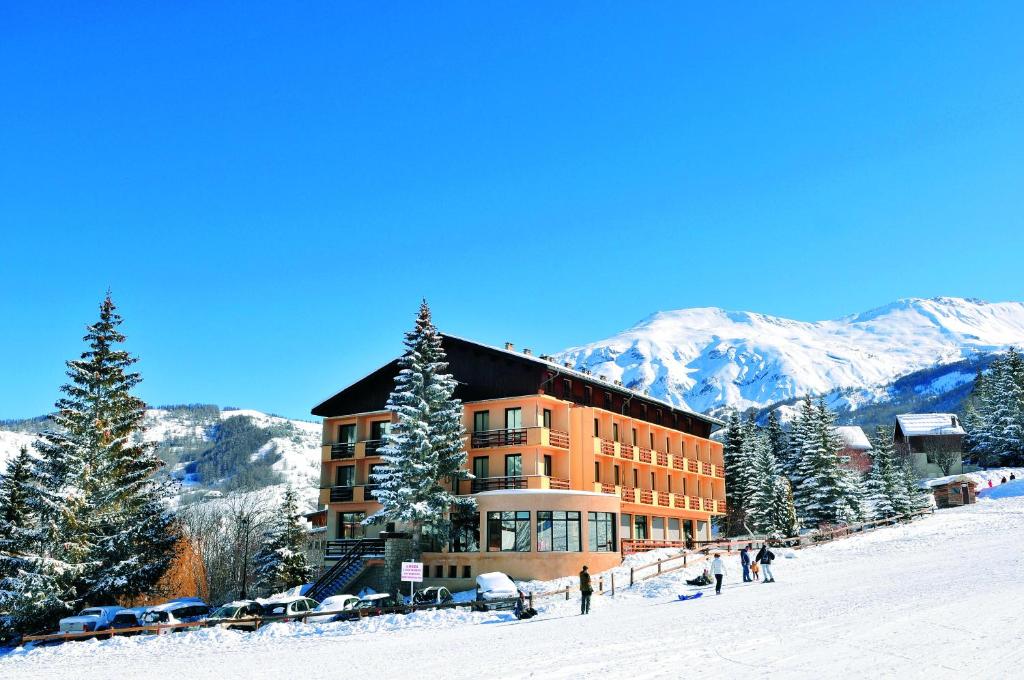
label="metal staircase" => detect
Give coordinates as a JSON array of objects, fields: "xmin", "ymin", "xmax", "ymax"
[{"xmin": 307, "ymin": 538, "xmax": 386, "ymax": 602}]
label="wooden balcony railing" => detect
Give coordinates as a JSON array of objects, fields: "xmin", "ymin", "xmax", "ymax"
[
  {"xmin": 549, "ymin": 430, "xmax": 570, "ymax": 449},
  {"xmin": 329, "ymin": 486, "xmax": 354, "ymax": 503},
  {"xmin": 621, "ymin": 487, "xmax": 636, "ymax": 503},
  {"xmin": 471, "ymin": 428, "xmax": 527, "ymax": 449},
  {"xmin": 330, "ymin": 443, "xmax": 356, "ymax": 460},
  {"xmin": 471, "ymin": 475, "xmax": 527, "ymax": 493},
  {"xmin": 619, "ymin": 444, "xmax": 635, "ymax": 460},
  {"xmin": 639, "ymin": 489, "xmax": 653, "ymax": 505},
  {"xmin": 364, "ymin": 439, "xmax": 384, "ymax": 456},
  {"xmin": 621, "ymin": 538, "xmax": 688, "ymax": 556},
  {"xmin": 657, "ymin": 452, "xmax": 668, "ymax": 467},
  {"xmin": 658, "ymin": 492, "xmax": 670, "ymax": 507},
  {"xmin": 600, "ymin": 439, "xmax": 615, "ymax": 456},
  {"xmin": 549, "ymin": 476, "xmax": 570, "ymax": 490},
  {"xmin": 672, "ymin": 457, "xmax": 685, "ymax": 471},
  {"xmin": 702, "ymin": 462, "xmax": 713, "ymax": 476},
  {"xmin": 687, "ymin": 459, "xmax": 699, "ymax": 474},
  {"xmin": 638, "ymin": 447, "xmax": 652, "ymax": 464},
  {"xmin": 600, "ymin": 483, "xmax": 617, "ymax": 495}
]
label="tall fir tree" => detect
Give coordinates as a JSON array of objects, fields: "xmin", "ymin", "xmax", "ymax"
[
  {"xmin": 765, "ymin": 410, "xmax": 789, "ymax": 468},
  {"xmin": 792, "ymin": 399, "xmax": 864, "ymax": 526},
  {"xmin": 769, "ymin": 475, "xmax": 799, "ymax": 538},
  {"xmin": 865, "ymin": 427, "xmax": 911, "ymax": 518},
  {"xmin": 369, "ymin": 300, "xmax": 474, "ymax": 556},
  {"xmin": 0, "ymin": 447, "xmax": 47, "ymax": 633},
  {"xmin": 963, "ymin": 349, "xmax": 1024, "ymax": 467},
  {"xmin": 721, "ymin": 411, "xmax": 754, "ymax": 534},
  {"xmin": 744, "ymin": 432, "xmax": 777, "ymax": 532},
  {"xmin": 253, "ymin": 487, "xmax": 311, "ymax": 595},
  {"xmin": 28, "ymin": 294, "xmax": 177, "ymax": 629}
]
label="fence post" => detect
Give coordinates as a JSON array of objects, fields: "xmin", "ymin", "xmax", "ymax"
[
  {"xmin": 529, "ymin": 593, "xmax": 534, "ymax": 610},
  {"xmin": 599, "ymin": 576, "xmax": 604, "ymax": 593},
  {"xmin": 630, "ymin": 567, "xmax": 634, "ymax": 586},
  {"xmin": 565, "ymin": 588, "xmax": 570, "ymax": 601},
  {"xmin": 684, "ymin": 553, "xmax": 687, "ymax": 567},
  {"xmin": 658, "ymin": 560, "xmax": 662, "ymax": 574},
  {"xmin": 611, "ymin": 573, "xmax": 615, "ymax": 596}
]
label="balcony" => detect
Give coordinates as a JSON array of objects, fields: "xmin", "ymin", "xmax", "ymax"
[
  {"xmin": 470, "ymin": 475, "xmax": 570, "ymax": 493},
  {"xmin": 658, "ymin": 491, "xmax": 670, "ymax": 507},
  {"xmin": 329, "ymin": 486, "xmax": 354, "ymax": 503},
  {"xmin": 330, "ymin": 442, "xmax": 356, "ymax": 460},
  {"xmin": 619, "ymin": 443, "xmax": 635, "ymax": 460},
  {"xmin": 548, "ymin": 430, "xmax": 570, "ymax": 449},
  {"xmin": 364, "ymin": 439, "xmax": 385, "ymax": 456},
  {"xmin": 657, "ymin": 452, "xmax": 668, "ymax": 467},
  {"xmin": 638, "ymin": 447, "xmax": 652, "ymax": 464}
]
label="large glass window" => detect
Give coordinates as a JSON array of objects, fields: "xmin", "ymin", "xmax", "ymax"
[
  {"xmin": 588, "ymin": 512, "xmax": 616, "ymax": 552},
  {"xmin": 543, "ymin": 409, "xmax": 552, "ymax": 429},
  {"xmin": 335, "ymin": 465, "xmax": 355, "ymax": 487},
  {"xmin": 505, "ymin": 408, "xmax": 522, "ymax": 429},
  {"xmin": 620, "ymin": 513, "xmax": 632, "ymax": 539},
  {"xmin": 451, "ymin": 512, "xmax": 480, "ymax": 553},
  {"xmin": 338, "ymin": 424, "xmax": 356, "ymax": 444},
  {"xmin": 370, "ymin": 420, "xmax": 390, "ymax": 440},
  {"xmin": 487, "ymin": 511, "xmax": 531, "ymax": 552},
  {"xmin": 668, "ymin": 518, "xmax": 681, "ymax": 541},
  {"xmin": 613, "ymin": 464, "xmax": 620, "ymax": 486},
  {"xmin": 613, "ymin": 423, "xmax": 619, "ymax": 442},
  {"xmin": 474, "ymin": 411, "xmax": 490, "ymax": 432},
  {"xmin": 543, "ymin": 455, "xmax": 552, "ymax": 477},
  {"xmin": 337, "ymin": 511, "xmax": 365, "ymax": 539},
  {"xmin": 634, "ymin": 515, "xmax": 648, "ymax": 540},
  {"xmin": 505, "ymin": 454, "xmax": 522, "ymax": 477},
  {"xmin": 537, "ymin": 511, "xmax": 581, "ymax": 552},
  {"xmin": 473, "ymin": 456, "xmax": 489, "ymax": 480},
  {"xmin": 652, "ymin": 516, "xmax": 665, "ymax": 540}
]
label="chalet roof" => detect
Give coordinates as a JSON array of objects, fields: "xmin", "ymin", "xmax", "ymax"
[
  {"xmin": 311, "ymin": 333, "xmax": 723, "ymax": 428},
  {"xmin": 896, "ymin": 413, "xmax": 966, "ymax": 437},
  {"xmin": 836, "ymin": 426, "xmax": 872, "ymax": 450}
]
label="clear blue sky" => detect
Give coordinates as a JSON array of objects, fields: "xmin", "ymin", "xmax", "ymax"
[{"xmin": 3, "ymin": 3, "xmax": 1024, "ymax": 420}]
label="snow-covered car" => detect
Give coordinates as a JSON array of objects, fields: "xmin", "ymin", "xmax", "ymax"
[
  {"xmin": 260, "ymin": 596, "xmax": 320, "ymax": 622},
  {"xmin": 474, "ymin": 572, "xmax": 518, "ymax": 610},
  {"xmin": 208, "ymin": 600, "xmax": 265, "ymax": 631},
  {"xmin": 140, "ymin": 598, "xmax": 211, "ymax": 633},
  {"xmin": 307, "ymin": 595, "xmax": 360, "ymax": 623},
  {"xmin": 109, "ymin": 608, "xmax": 146, "ymax": 634},
  {"xmin": 413, "ymin": 586, "xmax": 453, "ymax": 607},
  {"xmin": 58, "ymin": 606, "xmax": 124, "ymax": 634},
  {"xmin": 335, "ymin": 593, "xmax": 405, "ymax": 621}
]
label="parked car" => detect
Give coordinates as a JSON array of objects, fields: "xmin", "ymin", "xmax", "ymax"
[
  {"xmin": 335, "ymin": 593, "xmax": 404, "ymax": 621},
  {"xmin": 413, "ymin": 586, "xmax": 453, "ymax": 607},
  {"xmin": 208, "ymin": 600, "xmax": 265, "ymax": 632},
  {"xmin": 109, "ymin": 608, "xmax": 147, "ymax": 634},
  {"xmin": 474, "ymin": 572, "xmax": 518, "ymax": 611},
  {"xmin": 140, "ymin": 598, "xmax": 211, "ymax": 633},
  {"xmin": 259, "ymin": 596, "xmax": 320, "ymax": 622},
  {"xmin": 307, "ymin": 595, "xmax": 360, "ymax": 623},
  {"xmin": 58, "ymin": 606, "xmax": 124, "ymax": 634}
]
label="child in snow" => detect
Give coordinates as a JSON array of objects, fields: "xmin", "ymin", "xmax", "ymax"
[{"xmin": 750, "ymin": 560, "xmax": 760, "ymax": 581}]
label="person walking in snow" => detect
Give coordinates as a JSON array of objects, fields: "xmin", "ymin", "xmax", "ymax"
[
  {"xmin": 740, "ymin": 545, "xmax": 752, "ymax": 582},
  {"xmin": 755, "ymin": 543, "xmax": 776, "ymax": 583},
  {"xmin": 579, "ymin": 565, "xmax": 593, "ymax": 615},
  {"xmin": 710, "ymin": 553, "xmax": 727, "ymax": 595}
]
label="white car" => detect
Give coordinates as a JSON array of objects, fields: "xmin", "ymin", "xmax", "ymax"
[
  {"xmin": 140, "ymin": 598, "xmax": 211, "ymax": 633},
  {"xmin": 208, "ymin": 600, "xmax": 264, "ymax": 632},
  {"xmin": 259, "ymin": 596, "xmax": 320, "ymax": 622},
  {"xmin": 58, "ymin": 606, "xmax": 124, "ymax": 634},
  {"xmin": 307, "ymin": 595, "xmax": 360, "ymax": 623},
  {"xmin": 475, "ymin": 572, "xmax": 519, "ymax": 611}
]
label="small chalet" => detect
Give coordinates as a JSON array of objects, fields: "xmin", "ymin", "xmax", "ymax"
[
  {"xmin": 927, "ymin": 476, "xmax": 978, "ymax": 509},
  {"xmin": 894, "ymin": 413, "xmax": 966, "ymax": 478},
  {"xmin": 836, "ymin": 426, "xmax": 873, "ymax": 474}
]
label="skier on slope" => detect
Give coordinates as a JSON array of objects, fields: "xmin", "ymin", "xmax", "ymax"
[
  {"xmin": 755, "ymin": 543, "xmax": 777, "ymax": 583},
  {"xmin": 710, "ymin": 553, "xmax": 727, "ymax": 595}
]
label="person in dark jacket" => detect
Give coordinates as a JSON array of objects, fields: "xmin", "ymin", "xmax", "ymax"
[
  {"xmin": 579, "ymin": 566, "xmax": 593, "ymax": 615},
  {"xmin": 514, "ymin": 591, "xmax": 537, "ymax": 620},
  {"xmin": 740, "ymin": 545, "xmax": 752, "ymax": 582},
  {"xmin": 685, "ymin": 568, "xmax": 713, "ymax": 586},
  {"xmin": 755, "ymin": 543, "xmax": 776, "ymax": 583}
]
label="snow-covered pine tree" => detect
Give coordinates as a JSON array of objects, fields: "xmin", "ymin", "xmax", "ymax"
[
  {"xmin": 30, "ymin": 294, "xmax": 177, "ymax": 626},
  {"xmin": 793, "ymin": 399, "xmax": 863, "ymax": 526},
  {"xmin": 765, "ymin": 410, "xmax": 788, "ymax": 467},
  {"xmin": 721, "ymin": 411, "xmax": 754, "ymax": 535},
  {"xmin": 988, "ymin": 348, "xmax": 1024, "ymax": 466},
  {"xmin": 769, "ymin": 475, "xmax": 799, "ymax": 538},
  {"xmin": 369, "ymin": 300, "xmax": 474, "ymax": 556},
  {"xmin": 782, "ymin": 397, "xmax": 815, "ymax": 483},
  {"xmin": 865, "ymin": 426, "xmax": 910, "ymax": 519},
  {"xmin": 253, "ymin": 487, "xmax": 311, "ymax": 595},
  {"xmin": 744, "ymin": 431, "xmax": 778, "ymax": 534},
  {"xmin": 0, "ymin": 446, "xmax": 45, "ymax": 634}
]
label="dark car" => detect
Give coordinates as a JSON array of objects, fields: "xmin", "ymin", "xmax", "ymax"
[
  {"xmin": 336, "ymin": 593, "xmax": 405, "ymax": 621},
  {"xmin": 413, "ymin": 587, "xmax": 453, "ymax": 607},
  {"xmin": 109, "ymin": 609, "xmax": 145, "ymax": 635}
]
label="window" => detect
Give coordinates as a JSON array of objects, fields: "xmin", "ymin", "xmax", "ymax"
[
  {"xmin": 584, "ymin": 387, "xmax": 593, "ymax": 405},
  {"xmin": 588, "ymin": 512, "xmax": 617, "ymax": 552},
  {"xmin": 594, "ymin": 461, "xmax": 600, "ymax": 483},
  {"xmin": 474, "ymin": 411, "xmax": 490, "ymax": 432},
  {"xmin": 634, "ymin": 515, "xmax": 648, "ymax": 540},
  {"xmin": 462, "ymin": 565, "xmax": 471, "ymax": 578},
  {"xmin": 649, "ymin": 432, "xmax": 655, "ymax": 448},
  {"xmin": 505, "ymin": 454, "xmax": 522, "ymax": 477},
  {"xmin": 543, "ymin": 409, "xmax": 552, "ymax": 429},
  {"xmin": 335, "ymin": 466, "xmax": 355, "ymax": 487},
  {"xmin": 594, "ymin": 418, "xmax": 600, "ymax": 437},
  {"xmin": 620, "ymin": 513, "xmax": 632, "ymax": 539},
  {"xmin": 632, "ymin": 469, "xmax": 638, "ymax": 488},
  {"xmin": 487, "ymin": 511, "xmax": 531, "ymax": 552},
  {"xmin": 668, "ymin": 518, "xmax": 681, "ymax": 541},
  {"xmin": 537, "ymin": 511, "xmax": 581, "ymax": 552},
  {"xmin": 650, "ymin": 472, "xmax": 656, "ymax": 490},
  {"xmin": 448, "ymin": 565, "xmax": 457, "ymax": 579},
  {"xmin": 338, "ymin": 424, "xmax": 356, "ymax": 444},
  {"xmin": 434, "ymin": 565, "xmax": 443, "ymax": 578},
  {"xmin": 632, "ymin": 428, "xmax": 637, "ymax": 446},
  {"xmin": 562, "ymin": 379, "xmax": 572, "ymax": 400},
  {"xmin": 370, "ymin": 420, "xmax": 390, "ymax": 440},
  {"xmin": 605, "ymin": 392, "xmax": 613, "ymax": 409},
  {"xmin": 652, "ymin": 517, "xmax": 665, "ymax": 540},
  {"xmin": 337, "ymin": 511, "xmax": 365, "ymax": 539},
  {"xmin": 473, "ymin": 456, "xmax": 489, "ymax": 480},
  {"xmin": 613, "ymin": 464, "xmax": 620, "ymax": 486},
  {"xmin": 450, "ymin": 511, "xmax": 479, "ymax": 553},
  {"xmin": 505, "ymin": 408, "xmax": 522, "ymax": 429},
  {"xmin": 668, "ymin": 477, "xmax": 672, "ymax": 493},
  {"xmin": 613, "ymin": 423, "xmax": 619, "ymax": 442},
  {"xmin": 543, "ymin": 455, "xmax": 552, "ymax": 477},
  {"xmin": 665, "ymin": 436, "xmax": 670, "ymax": 453}
]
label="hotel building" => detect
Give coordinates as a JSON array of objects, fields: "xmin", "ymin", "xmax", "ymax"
[{"xmin": 311, "ymin": 335, "xmax": 725, "ymax": 588}]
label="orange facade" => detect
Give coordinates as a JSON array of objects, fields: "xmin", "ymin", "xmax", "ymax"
[{"xmin": 318, "ymin": 393, "xmax": 725, "ymax": 584}]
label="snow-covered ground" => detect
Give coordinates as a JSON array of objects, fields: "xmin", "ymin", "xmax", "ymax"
[{"xmin": 5, "ymin": 495, "xmax": 1024, "ymax": 679}]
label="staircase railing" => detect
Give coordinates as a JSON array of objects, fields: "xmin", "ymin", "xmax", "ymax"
[{"xmin": 307, "ymin": 538, "xmax": 385, "ymax": 601}]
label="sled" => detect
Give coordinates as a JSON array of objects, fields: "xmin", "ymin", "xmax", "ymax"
[{"xmin": 677, "ymin": 592, "xmax": 704, "ymax": 601}]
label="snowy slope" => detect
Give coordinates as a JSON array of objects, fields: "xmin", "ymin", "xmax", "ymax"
[
  {"xmin": 0, "ymin": 407, "xmax": 323, "ymax": 509},
  {"xmin": 4, "ymin": 496, "xmax": 1024, "ymax": 679},
  {"xmin": 557, "ymin": 297, "xmax": 1024, "ymax": 416}
]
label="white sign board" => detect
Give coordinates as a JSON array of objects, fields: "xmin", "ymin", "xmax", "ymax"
[{"xmin": 401, "ymin": 561, "xmax": 424, "ymax": 583}]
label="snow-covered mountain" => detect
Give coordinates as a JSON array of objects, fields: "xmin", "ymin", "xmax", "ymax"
[
  {"xmin": 0, "ymin": 406, "xmax": 323, "ymax": 509},
  {"xmin": 557, "ymin": 297, "xmax": 1024, "ymax": 418}
]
